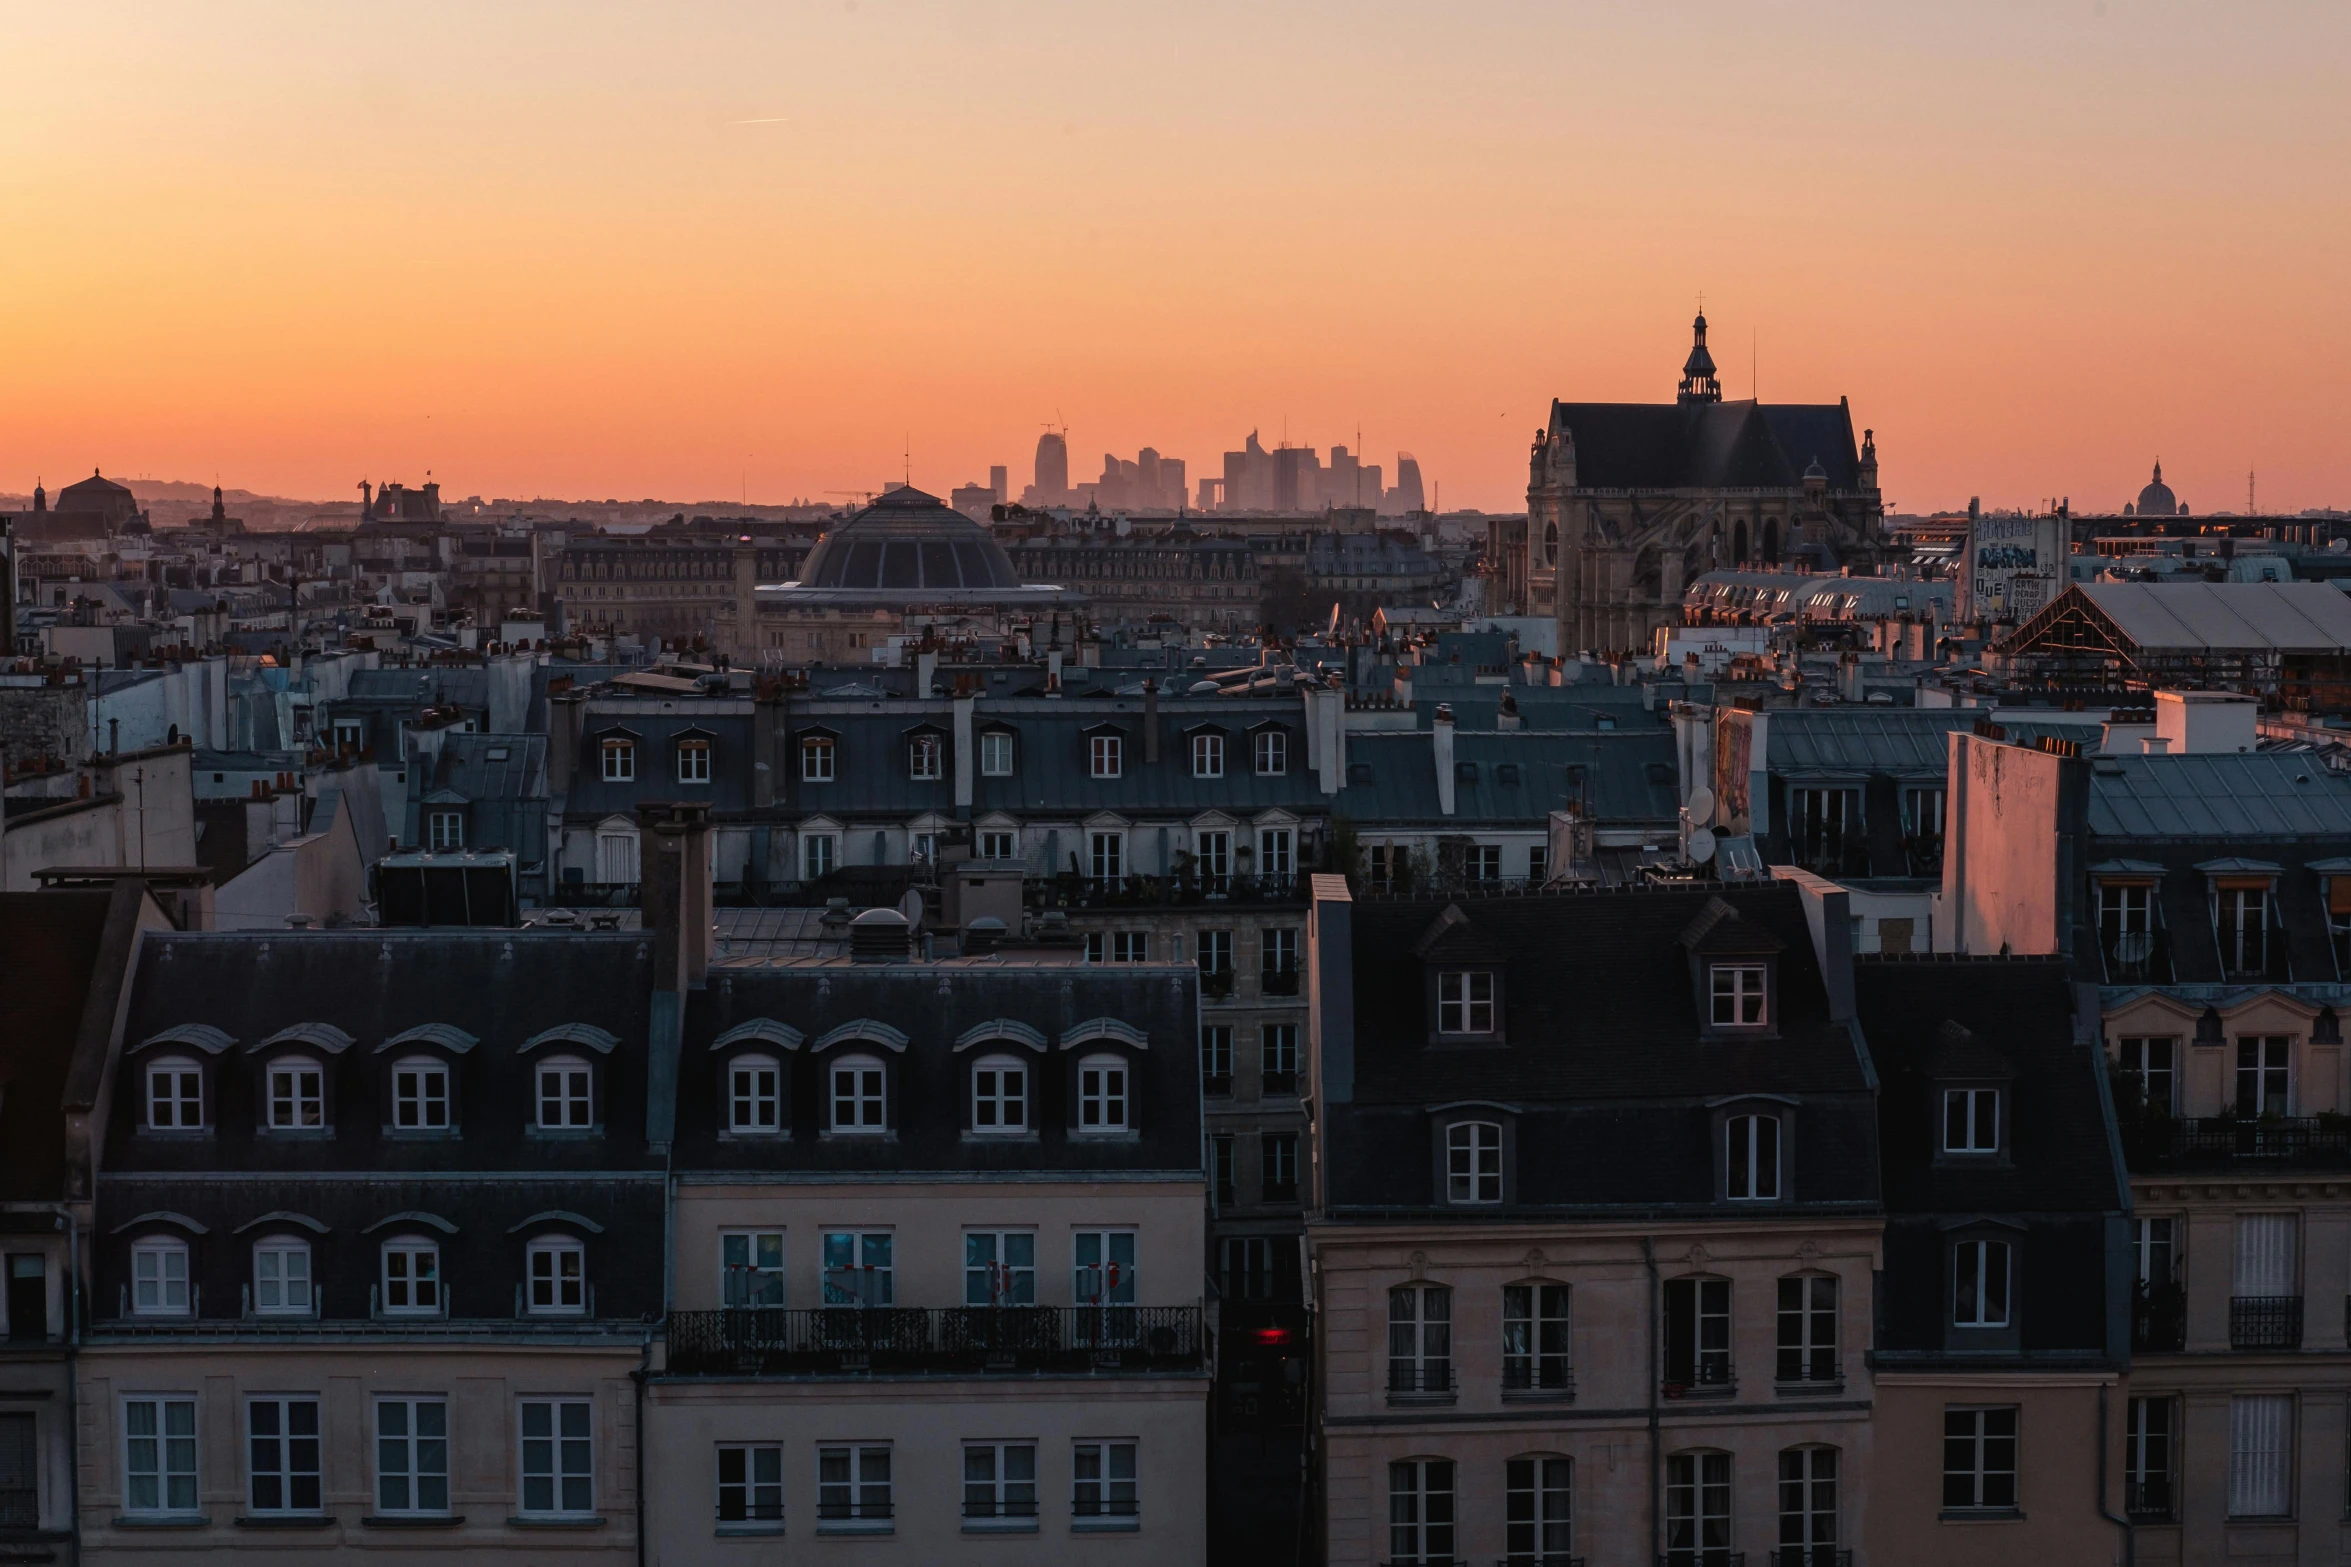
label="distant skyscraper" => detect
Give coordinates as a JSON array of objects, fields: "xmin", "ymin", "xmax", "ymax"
[
  {"xmin": 1386, "ymin": 454, "xmax": 1426, "ymax": 516},
  {"xmin": 1029, "ymin": 431, "xmax": 1071, "ymax": 507},
  {"xmin": 989, "ymin": 465, "xmax": 1008, "ymax": 504}
]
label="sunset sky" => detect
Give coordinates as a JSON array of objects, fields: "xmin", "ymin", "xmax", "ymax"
[{"xmin": 3, "ymin": 2, "xmax": 2345, "ymax": 515}]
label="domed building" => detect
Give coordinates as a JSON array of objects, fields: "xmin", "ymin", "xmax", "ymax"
[
  {"xmin": 2126, "ymin": 460, "xmax": 2186, "ymax": 518},
  {"xmin": 755, "ymin": 486, "xmax": 1083, "ymax": 661}
]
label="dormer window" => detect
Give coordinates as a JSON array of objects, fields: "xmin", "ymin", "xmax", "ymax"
[
  {"xmin": 1191, "ymin": 731, "xmax": 1225, "ymax": 778},
  {"xmin": 392, "ymin": 1059, "xmax": 451, "ymax": 1131},
  {"xmin": 266, "ymin": 1059, "xmax": 325, "ymax": 1131},
  {"xmin": 727, "ymin": 1055, "xmax": 782, "ymax": 1133},
  {"xmin": 979, "ymin": 729, "xmax": 1015, "ymax": 777},
  {"xmin": 2214, "ymin": 880, "xmax": 2275, "ymax": 979},
  {"xmin": 147, "ymin": 1057, "xmax": 204, "ymax": 1130},
  {"xmin": 801, "ymin": 734, "xmax": 836, "ymax": 783},
  {"xmin": 908, "ymin": 731, "xmax": 944, "ymax": 781},
  {"xmin": 1942, "ymin": 1089, "xmax": 2000, "ymax": 1155},
  {"xmin": 677, "ymin": 736, "xmax": 711, "ymax": 784},
  {"xmin": 535, "ymin": 1056, "xmax": 594, "ymax": 1131},
  {"xmin": 1953, "ymin": 1239, "xmax": 2012, "ymax": 1329},
  {"xmin": 1726, "ymin": 1113, "xmax": 1781, "ymax": 1201},
  {"xmin": 1253, "ymin": 728, "xmax": 1287, "ymax": 776},
  {"xmin": 1090, "ymin": 733, "xmax": 1123, "ymax": 779},
  {"xmin": 1709, "ymin": 964, "xmax": 1767, "ymax": 1028},
  {"xmin": 1438, "ymin": 972, "xmax": 1496, "ymax": 1035},
  {"xmin": 1446, "ymin": 1122, "xmax": 1502, "ymax": 1204},
  {"xmin": 600, "ymin": 737, "xmax": 635, "ymax": 783},
  {"xmin": 2096, "ymin": 878, "xmax": 2162, "ymax": 982}
]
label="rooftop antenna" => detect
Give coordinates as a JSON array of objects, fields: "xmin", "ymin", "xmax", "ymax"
[
  {"xmin": 1752, "ymin": 327, "xmax": 1757, "ymax": 401},
  {"xmin": 2249, "ymin": 468, "xmax": 2257, "ymax": 515}
]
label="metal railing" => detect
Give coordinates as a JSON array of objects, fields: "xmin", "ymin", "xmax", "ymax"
[
  {"xmin": 2173, "ymin": 1117, "xmax": 2351, "ymax": 1163},
  {"xmin": 816, "ymin": 1500, "xmax": 895, "ymax": 1522},
  {"xmin": 2100, "ymin": 925, "xmax": 2172, "ymax": 984},
  {"xmin": 1031, "ymin": 874, "xmax": 1302, "ymax": 911},
  {"xmin": 2230, "ymin": 1295, "xmax": 2303, "ymax": 1350},
  {"xmin": 962, "ymin": 1499, "xmax": 1039, "ymax": 1519},
  {"xmin": 1260, "ymin": 966, "xmax": 1302, "ymax": 997},
  {"xmin": 1770, "ymin": 1550, "xmax": 1849, "ymax": 1567},
  {"xmin": 2125, "ymin": 1477, "xmax": 2174, "ymax": 1520},
  {"xmin": 1199, "ymin": 968, "xmax": 1236, "ymax": 1000},
  {"xmin": 666, "ymin": 1306, "xmax": 1205, "ymax": 1375},
  {"xmin": 1385, "ymin": 1363, "xmax": 1455, "ymax": 1398},
  {"xmin": 1498, "ymin": 1556, "xmax": 1583, "ymax": 1567},
  {"xmin": 1501, "ymin": 1361, "xmax": 1574, "ymax": 1394},
  {"xmin": 1661, "ymin": 1359, "xmax": 1735, "ymax": 1399},
  {"xmin": 1658, "ymin": 1553, "xmax": 1743, "ymax": 1567}
]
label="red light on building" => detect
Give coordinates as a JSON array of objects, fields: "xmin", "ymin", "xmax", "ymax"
[{"xmin": 1253, "ymin": 1327, "xmax": 1292, "ymax": 1346}]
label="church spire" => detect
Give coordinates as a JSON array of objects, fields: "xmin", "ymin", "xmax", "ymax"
[{"xmin": 1677, "ymin": 312, "xmax": 1721, "ymax": 404}]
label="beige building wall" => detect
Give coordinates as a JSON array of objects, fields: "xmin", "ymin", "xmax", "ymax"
[
  {"xmin": 1867, "ymin": 1375, "xmax": 2124, "ymax": 1567},
  {"xmin": 75, "ymin": 1344, "xmax": 640, "ymax": 1561},
  {"xmin": 1314, "ymin": 1218, "xmax": 1880, "ymax": 1565},
  {"xmin": 642, "ymin": 1381, "xmax": 1207, "ymax": 1566}
]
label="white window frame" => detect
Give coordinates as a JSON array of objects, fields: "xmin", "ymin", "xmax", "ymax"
[
  {"xmin": 1253, "ymin": 728, "xmax": 1287, "ymax": 776},
  {"xmin": 717, "ymin": 1442, "xmax": 785, "ymax": 1529},
  {"xmin": 146, "ymin": 1056, "xmax": 203, "ymax": 1130},
  {"xmin": 1257, "ymin": 826, "xmax": 1294, "ymax": 880},
  {"xmin": 820, "ymin": 1231, "xmax": 894, "ymax": 1307},
  {"xmin": 391, "ymin": 1057, "xmax": 451, "ymax": 1131},
  {"xmin": 963, "ymin": 1441, "xmax": 1039, "ymax": 1525},
  {"xmin": 1110, "ymin": 930, "xmax": 1148, "ymax": 962},
  {"xmin": 1446, "ymin": 1121, "xmax": 1503, "ymax": 1204},
  {"xmin": 120, "ymin": 1395, "xmax": 198, "ymax": 1516},
  {"xmin": 977, "ymin": 828, "xmax": 1018, "ymax": 861},
  {"xmin": 1438, "ymin": 971, "xmax": 1495, "ymax": 1034},
  {"xmin": 1502, "ymin": 1283, "xmax": 1572, "ymax": 1392},
  {"xmin": 1953, "ymin": 1239, "xmax": 2012, "ymax": 1328},
  {"xmin": 720, "ymin": 1230, "xmax": 785, "ymax": 1307},
  {"xmin": 535, "ymin": 1055, "xmax": 594, "ymax": 1130},
  {"xmin": 1388, "ymin": 1284, "xmax": 1454, "ymax": 1395},
  {"xmin": 1089, "ymin": 733, "xmax": 1123, "ymax": 779},
  {"xmin": 817, "ymin": 1443, "xmax": 893, "ymax": 1531},
  {"xmin": 373, "ymin": 1400, "xmax": 446, "ymax": 1522},
  {"xmin": 131, "ymin": 1238, "xmax": 191, "ymax": 1317},
  {"xmin": 1777, "ymin": 1272, "xmax": 1838, "ymax": 1384},
  {"xmin": 677, "ymin": 736, "xmax": 711, "ymax": 783},
  {"xmin": 252, "ymin": 1238, "xmax": 313, "ymax": 1316},
  {"xmin": 517, "ymin": 1397, "xmax": 594, "ymax": 1519},
  {"xmin": 266, "ymin": 1057, "xmax": 325, "ymax": 1131},
  {"xmin": 726, "ymin": 1054, "xmax": 782, "ymax": 1134},
  {"xmin": 1506, "ymin": 1453, "xmax": 1573, "ymax": 1562},
  {"xmin": 1779, "ymin": 1444, "xmax": 1838, "ymax": 1551},
  {"xmin": 381, "ymin": 1236, "xmax": 443, "ymax": 1316},
  {"xmin": 908, "ymin": 732, "xmax": 944, "ymax": 781},
  {"xmin": 1727, "ymin": 1113, "xmax": 1782, "ymax": 1201},
  {"xmin": 1073, "ymin": 1439, "xmax": 1139, "ymax": 1527},
  {"xmin": 801, "ymin": 735, "xmax": 836, "ymax": 783},
  {"xmin": 828, "ymin": 1053, "xmax": 887, "ymax": 1133},
  {"xmin": 1073, "ymin": 1229, "xmax": 1137, "ymax": 1306},
  {"xmin": 1942, "ymin": 1406, "xmax": 2018, "ymax": 1511},
  {"xmin": 527, "ymin": 1236, "xmax": 587, "ymax": 1316},
  {"xmin": 1942, "ymin": 1088, "xmax": 1999, "ymax": 1154},
  {"xmin": 1076, "ymin": 1053, "xmax": 1130, "ymax": 1133},
  {"xmin": 978, "ymin": 730, "xmax": 1014, "ymax": 777},
  {"xmin": 426, "ymin": 809, "xmax": 464, "ymax": 850},
  {"xmin": 2229, "ymin": 1393, "xmax": 2293, "ymax": 1519},
  {"xmin": 802, "ymin": 832, "xmax": 838, "ymax": 880},
  {"xmin": 374, "ymin": 1397, "xmax": 450, "ymax": 1516},
  {"xmin": 1197, "ymin": 830, "xmax": 1232, "ymax": 886},
  {"xmin": 600, "ymin": 738, "xmax": 635, "ymax": 782},
  {"xmin": 1711, "ymin": 962, "xmax": 1768, "ymax": 1027},
  {"xmin": 245, "ymin": 1394, "xmax": 323, "ymax": 1515},
  {"xmin": 964, "ymin": 1230, "xmax": 1037, "ymax": 1306},
  {"xmin": 1666, "ymin": 1450, "xmax": 1733, "ymax": 1558},
  {"xmin": 1191, "ymin": 731, "xmax": 1225, "ymax": 779},
  {"xmin": 970, "ymin": 1053, "xmax": 1029, "ymax": 1134},
  {"xmin": 1088, "ymin": 831, "xmax": 1123, "ymax": 886}
]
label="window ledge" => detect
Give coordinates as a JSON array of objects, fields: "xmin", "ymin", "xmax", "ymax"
[
  {"xmin": 962, "ymin": 1519, "xmax": 1040, "ymax": 1534},
  {"xmin": 1500, "ymin": 1385, "xmax": 1577, "ymax": 1404},
  {"xmin": 960, "ymin": 1131, "xmax": 1042, "ymax": 1146},
  {"xmin": 1072, "ymin": 1518, "xmax": 1142, "ymax": 1533},
  {"xmin": 815, "ymin": 1521, "xmax": 894, "ymax": 1536},
  {"xmin": 235, "ymin": 1514, "xmax": 334, "ymax": 1529},
  {"xmin": 1385, "ymin": 1392, "xmax": 1457, "ymax": 1407},
  {"xmin": 381, "ymin": 1130, "xmax": 462, "ymax": 1142},
  {"xmin": 1938, "ymin": 1508, "xmax": 2026, "ymax": 1523},
  {"xmin": 715, "ymin": 1522, "xmax": 786, "ymax": 1536},
  {"xmin": 1660, "ymin": 1383, "xmax": 1738, "ymax": 1402},
  {"xmin": 1775, "ymin": 1380, "xmax": 1846, "ymax": 1399},
  {"xmin": 111, "ymin": 1514, "xmax": 210, "ymax": 1529},
  {"xmin": 524, "ymin": 1128, "xmax": 605, "ymax": 1141},
  {"xmin": 362, "ymin": 1514, "xmax": 465, "ymax": 1529},
  {"xmin": 507, "ymin": 1514, "xmax": 606, "ymax": 1529}
]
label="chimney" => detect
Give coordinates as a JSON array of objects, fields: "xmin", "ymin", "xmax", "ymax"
[
  {"xmin": 546, "ymin": 691, "xmax": 586, "ymax": 794},
  {"xmin": 917, "ymin": 646, "xmax": 939, "ymax": 696},
  {"xmin": 953, "ymin": 685, "xmax": 976, "ymax": 810},
  {"xmin": 1142, "ymin": 678, "xmax": 1159, "ymax": 765},
  {"xmin": 1433, "ymin": 703, "xmax": 1456, "ymax": 816},
  {"xmin": 751, "ymin": 687, "xmax": 779, "ymax": 810},
  {"xmin": 637, "ymin": 800, "xmax": 714, "ymax": 991},
  {"xmin": 1307, "ymin": 873, "xmax": 1355, "ymax": 1106}
]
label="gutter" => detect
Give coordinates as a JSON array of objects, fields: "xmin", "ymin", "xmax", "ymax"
[
  {"xmin": 2097, "ymin": 1381, "xmax": 2133, "ymax": 1567},
  {"xmin": 1642, "ymin": 1235, "xmax": 1661, "ymax": 1566}
]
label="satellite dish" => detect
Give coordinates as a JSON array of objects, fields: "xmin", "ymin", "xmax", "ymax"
[
  {"xmin": 1686, "ymin": 786, "xmax": 1716, "ymax": 823},
  {"xmin": 1687, "ymin": 827, "xmax": 1718, "ymax": 864}
]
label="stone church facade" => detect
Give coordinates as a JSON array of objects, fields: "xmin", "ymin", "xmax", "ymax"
[{"xmin": 1515, "ymin": 316, "xmax": 1887, "ymax": 654}]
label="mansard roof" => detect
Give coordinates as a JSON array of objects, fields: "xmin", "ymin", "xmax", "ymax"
[{"xmin": 1545, "ymin": 397, "xmax": 1863, "ymax": 491}]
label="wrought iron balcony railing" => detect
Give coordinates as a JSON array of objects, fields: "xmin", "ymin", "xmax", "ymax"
[
  {"xmin": 1385, "ymin": 1362, "xmax": 1455, "ymax": 1398},
  {"xmin": 2229, "ymin": 1294, "xmax": 2303, "ymax": 1350},
  {"xmin": 665, "ymin": 1306, "xmax": 1204, "ymax": 1375},
  {"xmin": 2128, "ymin": 1116, "xmax": 2351, "ymax": 1171}
]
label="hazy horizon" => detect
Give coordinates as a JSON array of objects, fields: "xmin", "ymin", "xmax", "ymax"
[{"xmin": 4, "ymin": 2, "xmax": 2345, "ymax": 516}]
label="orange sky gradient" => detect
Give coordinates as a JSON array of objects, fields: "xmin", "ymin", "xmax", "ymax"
[{"xmin": 3, "ymin": 1, "xmax": 2346, "ymax": 516}]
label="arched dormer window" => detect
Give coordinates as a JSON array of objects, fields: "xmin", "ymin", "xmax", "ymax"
[
  {"xmin": 1075, "ymin": 1053, "xmax": 1130, "ymax": 1133},
  {"xmin": 971, "ymin": 1053, "xmax": 1029, "ymax": 1134},
  {"xmin": 130, "ymin": 1235, "xmax": 192, "ymax": 1317},
  {"xmin": 534, "ymin": 1055, "xmax": 595, "ymax": 1131},
  {"xmin": 146, "ymin": 1056, "xmax": 205, "ymax": 1131},
  {"xmin": 828, "ymin": 1053, "xmax": 888, "ymax": 1134},
  {"xmin": 526, "ymin": 1234, "xmax": 588, "ymax": 1316},
  {"xmin": 391, "ymin": 1056, "xmax": 453, "ymax": 1131},
  {"xmin": 251, "ymin": 1235, "xmax": 314, "ymax": 1316},
  {"xmin": 265, "ymin": 1056, "xmax": 326, "ymax": 1131},
  {"xmin": 726, "ymin": 1054, "xmax": 782, "ymax": 1134},
  {"xmin": 381, "ymin": 1235, "xmax": 443, "ymax": 1315},
  {"xmin": 1445, "ymin": 1120, "xmax": 1503, "ymax": 1204}
]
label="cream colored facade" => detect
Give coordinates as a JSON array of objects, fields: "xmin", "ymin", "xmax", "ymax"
[
  {"xmin": 75, "ymin": 1342, "xmax": 641, "ymax": 1561},
  {"xmin": 645, "ymin": 1177, "xmax": 1210, "ymax": 1565},
  {"xmin": 1312, "ymin": 1217, "xmax": 1881, "ymax": 1565},
  {"xmin": 1866, "ymin": 1375, "xmax": 2125, "ymax": 1567},
  {"xmin": 2107, "ymin": 986, "xmax": 2351, "ymax": 1565}
]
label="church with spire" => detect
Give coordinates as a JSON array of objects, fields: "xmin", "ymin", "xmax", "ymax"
[{"xmin": 1510, "ymin": 313, "xmax": 1887, "ymax": 653}]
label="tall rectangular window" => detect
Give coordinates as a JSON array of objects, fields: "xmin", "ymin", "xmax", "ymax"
[
  {"xmin": 1663, "ymin": 1276, "xmax": 1732, "ymax": 1390},
  {"xmin": 2218, "ymin": 885, "xmax": 2271, "ymax": 976},
  {"xmin": 1212, "ymin": 1134, "xmax": 1236, "ymax": 1206},
  {"xmin": 717, "ymin": 1443, "xmax": 783, "ymax": 1527},
  {"xmin": 821, "ymin": 1231, "xmax": 893, "ymax": 1307},
  {"xmin": 1191, "ymin": 731, "xmax": 1225, "ymax": 778},
  {"xmin": 1777, "ymin": 1274, "xmax": 1838, "ymax": 1383},
  {"xmin": 247, "ymin": 1397, "xmax": 322, "ymax": 1514},
  {"xmin": 801, "ymin": 736, "xmax": 835, "ymax": 782},
  {"xmin": 721, "ymin": 1231, "xmax": 784, "ymax": 1307},
  {"xmin": 375, "ymin": 1398, "xmax": 449, "ymax": 1516},
  {"xmin": 518, "ymin": 1399, "xmax": 593, "ymax": 1517},
  {"xmin": 1261, "ymin": 927, "xmax": 1299, "ymax": 991},
  {"xmin": 427, "ymin": 809, "xmax": 464, "ymax": 850},
  {"xmin": 1197, "ymin": 832, "xmax": 1232, "ymax": 888},
  {"xmin": 1220, "ymin": 1237, "xmax": 1272, "ymax": 1302},
  {"xmin": 979, "ymin": 731, "xmax": 1013, "ymax": 776},
  {"xmin": 1387, "ymin": 1457, "xmax": 1453, "ymax": 1564},
  {"xmin": 908, "ymin": 733, "xmax": 943, "ymax": 780},
  {"xmin": 1942, "ymin": 1088, "xmax": 1999, "ymax": 1153},
  {"xmin": 1388, "ymin": 1285, "xmax": 1453, "ymax": 1396},
  {"xmin": 1089, "ymin": 734, "xmax": 1122, "ymax": 779},
  {"xmin": 253, "ymin": 1239, "xmax": 311, "ymax": 1315},
  {"xmin": 1502, "ymin": 1283, "xmax": 1571, "ymax": 1393},
  {"xmin": 1253, "ymin": 728, "xmax": 1287, "ymax": 775},
  {"xmin": 2126, "ymin": 1396, "xmax": 2174, "ymax": 1519},
  {"xmin": 121, "ymin": 1397, "xmax": 197, "ymax": 1516},
  {"xmin": 1073, "ymin": 1440, "xmax": 1138, "ymax": 1523},
  {"xmin": 1262, "ymin": 1133, "xmax": 1298, "ymax": 1201},
  {"xmin": 1262, "ymin": 1024, "xmax": 1299, "ymax": 1093},
  {"xmin": 2134, "ymin": 1217, "xmax": 2176, "ymax": 1289},
  {"xmin": 1941, "ymin": 1407, "xmax": 2018, "ymax": 1510},
  {"xmin": 1727, "ymin": 1114, "xmax": 1781, "ymax": 1200},
  {"xmin": 2229, "ymin": 1395, "xmax": 2293, "ymax": 1518},
  {"xmin": 1438, "ymin": 971, "xmax": 1495, "ymax": 1034},
  {"xmin": 2236, "ymin": 1036, "xmax": 2291, "ymax": 1116},
  {"xmin": 1089, "ymin": 832, "xmax": 1123, "ymax": 886},
  {"xmin": 1665, "ymin": 1450, "xmax": 1732, "ymax": 1561},
  {"xmin": 1505, "ymin": 1454, "xmax": 1571, "ymax": 1563},
  {"xmin": 1201, "ymin": 1026, "xmax": 1233, "ymax": 1094},
  {"xmin": 131, "ymin": 1240, "xmax": 189, "ymax": 1315},
  {"xmin": 802, "ymin": 832, "xmax": 837, "ymax": 880},
  {"xmin": 964, "ymin": 1231, "xmax": 1036, "ymax": 1306},
  {"xmin": 1257, "ymin": 827, "xmax": 1294, "ymax": 880},
  {"xmin": 2122, "ymin": 1037, "xmax": 2177, "ymax": 1114},
  {"xmin": 1778, "ymin": 1445, "xmax": 1838, "ymax": 1555},
  {"xmin": 1953, "ymin": 1240, "xmax": 2012, "ymax": 1328},
  {"xmin": 677, "ymin": 737, "xmax": 711, "ymax": 783},
  {"xmin": 1446, "ymin": 1121, "xmax": 1503, "ymax": 1204}
]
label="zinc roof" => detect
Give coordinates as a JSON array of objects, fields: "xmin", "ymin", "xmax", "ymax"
[
  {"xmin": 2078, "ymin": 581, "xmax": 2351, "ymax": 655},
  {"xmin": 2088, "ymin": 752, "xmax": 2351, "ymax": 838}
]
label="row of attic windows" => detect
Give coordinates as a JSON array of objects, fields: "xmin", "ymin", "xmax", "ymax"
[
  {"xmin": 595, "ymin": 725, "xmax": 1291, "ymax": 786},
  {"xmin": 126, "ymin": 1230, "xmax": 590, "ymax": 1320}
]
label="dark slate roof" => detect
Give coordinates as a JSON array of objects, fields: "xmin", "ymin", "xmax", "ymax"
[
  {"xmin": 0, "ymin": 892, "xmax": 113, "ymax": 1198},
  {"xmin": 2088, "ymin": 753, "xmax": 2351, "ymax": 838},
  {"xmin": 1547, "ymin": 398, "xmax": 1862, "ymax": 491},
  {"xmin": 1335, "ymin": 729, "xmax": 1678, "ymax": 827},
  {"xmin": 795, "ymin": 486, "xmax": 1023, "ymax": 590},
  {"xmin": 1854, "ymin": 956, "xmax": 2124, "ymax": 1214},
  {"xmin": 433, "ymin": 733, "xmax": 547, "ymax": 801}
]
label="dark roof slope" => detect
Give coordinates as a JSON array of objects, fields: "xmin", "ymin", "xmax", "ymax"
[
  {"xmin": 1547, "ymin": 399, "xmax": 1861, "ymax": 491},
  {"xmin": 0, "ymin": 892, "xmax": 114, "ymax": 1197}
]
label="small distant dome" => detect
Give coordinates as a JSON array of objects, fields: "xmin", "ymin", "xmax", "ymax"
[
  {"xmin": 794, "ymin": 486, "xmax": 1022, "ymax": 590},
  {"xmin": 2136, "ymin": 460, "xmax": 2182, "ymax": 519}
]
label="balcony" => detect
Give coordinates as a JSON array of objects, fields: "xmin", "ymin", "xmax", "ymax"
[
  {"xmin": 1385, "ymin": 1363, "xmax": 1455, "ymax": 1401},
  {"xmin": 1657, "ymin": 1554, "xmax": 1744, "ymax": 1567},
  {"xmin": 1769, "ymin": 1553, "xmax": 1848, "ymax": 1567},
  {"xmin": 1497, "ymin": 1557, "xmax": 1584, "ymax": 1567},
  {"xmin": 664, "ymin": 1306, "xmax": 1205, "ymax": 1376},
  {"xmin": 1260, "ymin": 966, "xmax": 1301, "ymax": 998},
  {"xmin": 1030, "ymin": 873, "xmax": 1301, "ymax": 911},
  {"xmin": 2133, "ymin": 1283, "xmax": 2186, "ymax": 1353},
  {"xmin": 1199, "ymin": 967, "xmax": 1236, "ymax": 1001},
  {"xmin": 2126, "ymin": 1477, "xmax": 2175, "ymax": 1522},
  {"xmin": 2128, "ymin": 1115, "xmax": 2351, "ymax": 1172},
  {"xmin": 2229, "ymin": 1295, "xmax": 2303, "ymax": 1350},
  {"xmin": 1661, "ymin": 1360, "xmax": 1735, "ymax": 1400}
]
